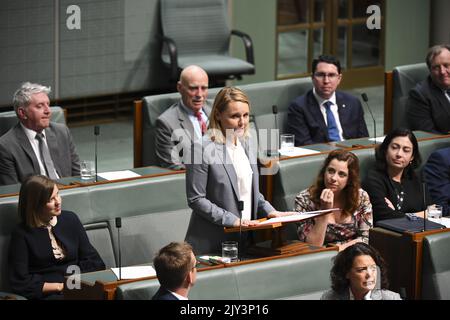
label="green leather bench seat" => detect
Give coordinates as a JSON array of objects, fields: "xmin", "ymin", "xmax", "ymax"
[
  {"xmin": 421, "ymin": 231, "xmax": 450, "ymax": 300},
  {"xmin": 392, "ymin": 63, "xmax": 428, "ymax": 130},
  {"xmin": 0, "ymin": 172, "xmax": 189, "ymax": 292},
  {"xmin": 116, "ymin": 250, "xmax": 337, "ymax": 300}
]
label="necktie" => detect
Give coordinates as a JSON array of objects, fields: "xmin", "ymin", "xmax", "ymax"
[
  {"xmin": 35, "ymin": 133, "xmax": 58, "ymax": 180},
  {"xmin": 324, "ymin": 101, "xmax": 340, "ymax": 141},
  {"xmin": 195, "ymin": 111, "xmax": 207, "ymax": 136}
]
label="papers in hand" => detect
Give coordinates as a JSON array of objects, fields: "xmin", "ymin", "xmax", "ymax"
[
  {"xmin": 258, "ymin": 208, "xmax": 339, "ymax": 225},
  {"xmin": 368, "ymin": 136, "xmax": 386, "ymax": 143},
  {"xmin": 111, "ymin": 266, "xmax": 156, "ymax": 280},
  {"xmin": 279, "ymin": 147, "xmax": 320, "ymax": 157},
  {"xmin": 98, "ymin": 170, "xmax": 141, "ymax": 181}
]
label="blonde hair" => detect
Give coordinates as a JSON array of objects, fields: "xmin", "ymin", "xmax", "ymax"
[{"xmin": 208, "ymin": 87, "xmax": 251, "ymax": 144}]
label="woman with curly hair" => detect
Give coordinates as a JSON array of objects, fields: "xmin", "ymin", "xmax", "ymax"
[
  {"xmin": 295, "ymin": 150, "xmax": 373, "ymax": 251},
  {"xmin": 321, "ymin": 242, "xmax": 401, "ymax": 300}
]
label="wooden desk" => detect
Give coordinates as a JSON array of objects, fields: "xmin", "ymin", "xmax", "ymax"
[
  {"xmin": 63, "ymin": 246, "xmax": 337, "ymax": 300},
  {"xmin": 0, "ymin": 166, "xmax": 183, "ymax": 198},
  {"xmin": 369, "ymin": 227, "xmax": 450, "ymax": 300}
]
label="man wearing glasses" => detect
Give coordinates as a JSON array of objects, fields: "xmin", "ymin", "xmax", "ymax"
[
  {"xmin": 407, "ymin": 44, "xmax": 450, "ymax": 134},
  {"xmin": 287, "ymin": 55, "xmax": 368, "ymax": 146}
]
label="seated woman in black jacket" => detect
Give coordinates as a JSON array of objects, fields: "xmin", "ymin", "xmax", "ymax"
[
  {"xmin": 8, "ymin": 175, "xmax": 105, "ymax": 299},
  {"xmin": 363, "ymin": 128, "xmax": 431, "ymax": 223}
]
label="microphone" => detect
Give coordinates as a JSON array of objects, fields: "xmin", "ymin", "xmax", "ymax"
[
  {"xmin": 115, "ymin": 217, "xmax": 122, "ymax": 281},
  {"xmin": 266, "ymin": 105, "xmax": 279, "ymax": 157},
  {"xmin": 238, "ymin": 201, "xmax": 244, "ymax": 262},
  {"xmin": 94, "ymin": 126, "xmax": 100, "ymax": 182},
  {"xmin": 361, "ymin": 93, "xmax": 377, "ymax": 144}
]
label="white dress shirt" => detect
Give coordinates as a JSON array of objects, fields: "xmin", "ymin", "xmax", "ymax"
[
  {"xmin": 226, "ymin": 139, "xmax": 253, "ymax": 221},
  {"xmin": 180, "ymin": 102, "xmax": 209, "ymax": 139}
]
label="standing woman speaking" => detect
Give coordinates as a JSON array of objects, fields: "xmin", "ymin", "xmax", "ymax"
[{"xmin": 185, "ymin": 87, "xmax": 288, "ymax": 255}]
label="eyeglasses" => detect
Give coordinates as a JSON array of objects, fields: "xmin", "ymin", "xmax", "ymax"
[{"xmin": 313, "ymin": 72, "xmax": 340, "ymax": 80}]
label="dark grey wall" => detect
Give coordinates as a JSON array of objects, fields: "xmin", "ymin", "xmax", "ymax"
[{"xmin": 0, "ymin": 0, "xmax": 170, "ymax": 106}]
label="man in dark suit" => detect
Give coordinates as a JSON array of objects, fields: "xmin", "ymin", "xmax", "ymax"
[
  {"xmin": 407, "ymin": 44, "xmax": 450, "ymax": 134},
  {"xmin": 155, "ymin": 65, "xmax": 212, "ymax": 169},
  {"xmin": 287, "ymin": 55, "xmax": 369, "ymax": 146},
  {"xmin": 423, "ymin": 146, "xmax": 450, "ymax": 216},
  {"xmin": 0, "ymin": 82, "xmax": 80, "ymax": 185},
  {"xmin": 152, "ymin": 242, "xmax": 197, "ymax": 300}
]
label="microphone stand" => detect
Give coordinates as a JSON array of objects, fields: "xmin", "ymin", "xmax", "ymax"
[
  {"xmin": 361, "ymin": 93, "xmax": 376, "ymax": 144},
  {"xmin": 238, "ymin": 201, "xmax": 244, "ymax": 262},
  {"xmin": 422, "ymin": 182, "xmax": 427, "ymax": 232},
  {"xmin": 94, "ymin": 126, "xmax": 100, "ymax": 182},
  {"xmin": 115, "ymin": 217, "xmax": 122, "ymax": 280}
]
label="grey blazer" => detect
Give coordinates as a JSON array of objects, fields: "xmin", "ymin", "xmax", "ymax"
[
  {"xmin": 321, "ymin": 289, "xmax": 402, "ymax": 300},
  {"xmin": 155, "ymin": 101, "xmax": 212, "ymax": 170},
  {"xmin": 185, "ymin": 137, "xmax": 275, "ymax": 255},
  {"xmin": 0, "ymin": 122, "xmax": 80, "ymax": 185}
]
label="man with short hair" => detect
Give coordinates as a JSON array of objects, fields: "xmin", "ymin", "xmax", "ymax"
[
  {"xmin": 0, "ymin": 82, "xmax": 80, "ymax": 185},
  {"xmin": 407, "ymin": 44, "xmax": 450, "ymax": 134},
  {"xmin": 152, "ymin": 242, "xmax": 197, "ymax": 300},
  {"xmin": 287, "ymin": 55, "xmax": 369, "ymax": 146},
  {"xmin": 155, "ymin": 65, "xmax": 212, "ymax": 169}
]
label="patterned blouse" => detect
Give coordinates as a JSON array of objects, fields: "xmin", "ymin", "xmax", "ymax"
[{"xmin": 294, "ymin": 188, "xmax": 373, "ymax": 245}]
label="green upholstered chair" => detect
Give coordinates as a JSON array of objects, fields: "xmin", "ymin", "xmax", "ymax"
[
  {"xmin": 391, "ymin": 63, "xmax": 428, "ymax": 130},
  {"xmin": 160, "ymin": 0, "xmax": 254, "ymax": 83},
  {"xmin": 421, "ymin": 231, "xmax": 450, "ymax": 300}
]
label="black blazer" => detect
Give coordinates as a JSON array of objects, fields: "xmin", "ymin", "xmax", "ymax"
[
  {"xmin": 8, "ymin": 210, "xmax": 105, "ymax": 299},
  {"xmin": 152, "ymin": 287, "xmax": 179, "ymax": 300},
  {"xmin": 287, "ymin": 89, "xmax": 369, "ymax": 146},
  {"xmin": 407, "ymin": 76, "xmax": 450, "ymax": 134}
]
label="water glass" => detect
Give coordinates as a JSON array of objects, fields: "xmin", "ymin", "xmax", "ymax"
[
  {"xmin": 280, "ymin": 134, "xmax": 295, "ymax": 152},
  {"xmin": 80, "ymin": 160, "xmax": 95, "ymax": 180},
  {"xmin": 222, "ymin": 241, "xmax": 238, "ymax": 262},
  {"xmin": 428, "ymin": 204, "xmax": 443, "ymax": 224}
]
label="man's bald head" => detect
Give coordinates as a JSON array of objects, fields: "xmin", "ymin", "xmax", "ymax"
[{"xmin": 177, "ymin": 65, "xmax": 209, "ymax": 112}]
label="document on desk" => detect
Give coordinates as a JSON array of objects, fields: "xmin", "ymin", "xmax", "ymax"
[
  {"xmin": 258, "ymin": 208, "xmax": 339, "ymax": 225},
  {"xmin": 279, "ymin": 147, "xmax": 320, "ymax": 157},
  {"xmin": 368, "ymin": 136, "xmax": 386, "ymax": 143},
  {"xmin": 98, "ymin": 170, "xmax": 141, "ymax": 180},
  {"xmin": 111, "ymin": 266, "xmax": 156, "ymax": 280}
]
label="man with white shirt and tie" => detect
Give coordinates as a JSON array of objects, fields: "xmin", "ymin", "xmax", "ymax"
[
  {"xmin": 287, "ymin": 55, "xmax": 369, "ymax": 146},
  {"xmin": 0, "ymin": 82, "xmax": 80, "ymax": 185},
  {"xmin": 155, "ymin": 65, "xmax": 212, "ymax": 169}
]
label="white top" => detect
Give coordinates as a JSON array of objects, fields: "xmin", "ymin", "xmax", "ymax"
[
  {"xmin": 180, "ymin": 101, "xmax": 208, "ymax": 139},
  {"xmin": 20, "ymin": 124, "xmax": 59, "ymax": 179},
  {"xmin": 349, "ymin": 288, "xmax": 372, "ymax": 300},
  {"xmin": 226, "ymin": 139, "xmax": 253, "ymax": 221},
  {"xmin": 313, "ymin": 89, "xmax": 344, "ymax": 141}
]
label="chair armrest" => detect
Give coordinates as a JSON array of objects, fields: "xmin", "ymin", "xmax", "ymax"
[
  {"xmin": 159, "ymin": 35, "xmax": 179, "ymax": 80},
  {"xmin": 231, "ymin": 30, "xmax": 254, "ymax": 65}
]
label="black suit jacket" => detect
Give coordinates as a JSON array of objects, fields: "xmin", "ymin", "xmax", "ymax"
[
  {"xmin": 0, "ymin": 122, "xmax": 80, "ymax": 185},
  {"xmin": 286, "ymin": 90, "xmax": 369, "ymax": 146},
  {"xmin": 407, "ymin": 76, "xmax": 450, "ymax": 134},
  {"xmin": 8, "ymin": 210, "xmax": 105, "ymax": 299},
  {"xmin": 152, "ymin": 287, "xmax": 179, "ymax": 300}
]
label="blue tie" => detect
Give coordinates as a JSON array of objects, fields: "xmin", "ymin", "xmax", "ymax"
[{"xmin": 324, "ymin": 101, "xmax": 340, "ymax": 141}]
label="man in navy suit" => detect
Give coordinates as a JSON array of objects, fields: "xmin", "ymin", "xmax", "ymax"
[
  {"xmin": 423, "ymin": 146, "xmax": 450, "ymax": 216},
  {"xmin": 152, "ymin": 242, "xmax": 197, "ymax": 300},
  {"xmin": 407, "ymin": 44, "xmax": 450, "ymax": 134},
  {"xmin": 287, "ymin": 55, "xmax": 369, "ymax": 146}
]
